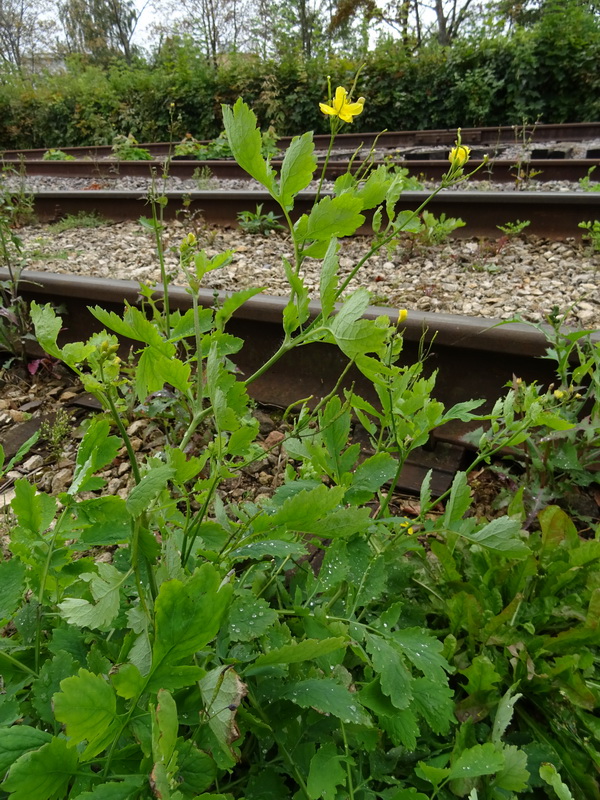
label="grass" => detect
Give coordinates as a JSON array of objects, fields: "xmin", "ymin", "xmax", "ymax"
[{"xmin": 48, "ymin": 211, "xmax": 109, "ymax": 233}]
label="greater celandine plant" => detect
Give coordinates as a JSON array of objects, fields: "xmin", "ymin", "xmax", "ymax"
[{"xmin": 0, "ymin": 87, "xmax": 596, "ymax": 800}]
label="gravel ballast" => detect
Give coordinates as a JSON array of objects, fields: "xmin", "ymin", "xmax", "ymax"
[{"xmin": 17, "ymin": 217, "xmax": 600, "ymax": 327}]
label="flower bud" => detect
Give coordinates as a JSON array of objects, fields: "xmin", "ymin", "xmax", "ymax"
[
  {"xmin": 398, "ymin": 309, "xmax": 408, "ymax": 324},
  {"xmin": 448, "ymin": 144, "xmax": 471, "ymax": 169}
]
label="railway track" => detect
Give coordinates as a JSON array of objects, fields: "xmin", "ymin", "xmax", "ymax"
[
  {"xmin": 26, "ymin": 188, "xmax": 600, "ymax": 239},
  {"xmin": 3, "ymin": 121, "xmax": 600, "ymax": 160},
  {"xmin": 3, "ymin": 267, "xmax": 577, "ymax": 494},
  {"xmin": 4, "ymin": 157, "xmax": 599, "ymax": 184}
]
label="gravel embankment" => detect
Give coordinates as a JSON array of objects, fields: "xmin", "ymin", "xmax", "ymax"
[{"xmin": 17, "ymin": 217, "xmax": 600, "ymax": 327}]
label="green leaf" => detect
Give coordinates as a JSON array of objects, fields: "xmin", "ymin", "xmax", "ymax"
[
  {"xmin": 493, "ymin": 745, "xmax": 529, "ymax": 792},
  {"xmin": 0, "ymin": 726, "xmax": 52, "ymax": 776},
  {"xmin": 135, "ymin": 348, "xmax": 191, "ymax": 401},
  {"xmin": 411, "ymin": 678, "xmax": 454, "ymax": 735},
  {"xmin": 449, "ymin": 743, "xmax": 505, "ymax": 780},
  {"xmin": 176, "ymin": 741, "xmax": 216, "ymax": 795},
  {"xmin": 460, "ymin": 517, "xmax": 530, "ymax": 558},
  {"xmin": 75, "ymin": 496, "xmax": 132, "ymax": 547},
  {"xmin": 279, "ymin": 132, "xmax": 316, "ymax": 209},
  {"xmin": 58, "ymin": 563, "xmax": 126, "ymax": 629},
  {"xmin": 199, "ymin": 666, "xmax": 246, "ymax": 767},
  {"xmin": 31, "ymin": 650, "xmax": 77, "ymax": 724},
  {"xmin": 415, "ymin": 762, "xmax": 451, "ymax": 788},
  {"xmin": 345, "ymin": 452, "xmax": 397, "ymax": 504},
  {"xmin": 152, "ymin": 689, "xmax": 178, "ymax": 766},
  {"xmin": 365, "ymin": 633, "xmax": 412, "ymax": 710},
  {"xmin": 229, "ymin": 539, "xmax": 307, "ymax": 562},
  {"xmin": 492, "ymin": 685, "xmax": 523, "ymax": 745},
  {"xmin": 146, "ymin": 664, "xmax": 204, "ymax": 693},
  {"xmin": 539, "ymin": 763, "xmax": 575, "ymax": 799},
  {"xmin": 329, "ymin": 289, "xmax": 388, "ymax": 358},
  {"xmin": 307, "ymin": 742, "xmax": 346, "ymax": 800},
  {"xmin": 30, "ymin": 302, "xmax": 63, "ymax": 360},
  {"xmin": 252, "ymin": 637, "xmax": 346, "ymax": 669},
  {"xmin": 0, "ymin": 736, "xmax": 78, "ymax": 800},
  {"xmin": 222, "ymin": 99, "xmax": 276, "ymax": 192},
  {"xmin": 354, "ymin": 165, "xmax": 391, "ymax": 209},
  {"xmin": 0, "ymin": 560, "xmax": 26, "ymax": 622},
  {"xmin": 126, "ymin": 464, "xmax": 175, "ymax": 518},
  {"xmin": 111, "ymin": 663, "xmax": 144, "ymax": 699},
  {"xmin": 393, "ymin": 628, "xmax": 449, "ymax": 682},
  {"xmin": 11, "ymin": 479, "xmax": 56, "ymax": 535},
  {"xmin": 70, "ymin": 777, "xmax": 144, "ymax": 800},
  {"xmin": 443, "ymin": 471, "xmax": 471, "ymax": 526},
  {"xmin": 228, "ymin": 593, "xmax": 278, "ymax": 642},
  {"xmin": 319, "ymin": 238, "xmax": 340, "ymax": 319},
  {"xmin": 306, "ymin": 194, "xmax": 365, "ymax": 240},
  {"xmin": 53, "ymin": 668, "xmax": 117, "ymax": 754},
  {"xmin": 70, "ymin": 417, "xmax": 121, "ymax": 494},
  {"xmin": 282, "ymin": 679, "xmax": 372, "ymax": 725},
  {"xmin": 151, "ymin": 565, "xmax": 233, "ymax": 672},
  {"xmin": 215, "ymin": 287, "xmax": 264, "ymax": 332}
]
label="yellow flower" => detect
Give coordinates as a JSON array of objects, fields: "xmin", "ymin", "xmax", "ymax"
[
  {"xmin": 553, "ymin": 389, "xmax": 565, "ymax": 399},
  {"xmin": 320, "ymin": 86, "xmax": 365, "ymax": 124},
  {"xmin": 397, "ymin": 309, "xmax": 408, "ymax": 324},
  {"xmin": 448, "ymin": 144, "xmax": 471, "ymax": 169}
]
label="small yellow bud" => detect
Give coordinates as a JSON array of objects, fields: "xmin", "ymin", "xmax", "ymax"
[
  {"xmin": 398, "ymin": 309, "xmax": 408, "ymax": 324},
  {"xmin": 553, "ymin": 389, "xmax": 565, "ymax": 399},
  {"xmin": 575, "ymin": 393, "xmax": 583, "ymax": 399},
  {"xmin": 448, "ymin": 144, "xmax": 471, "ymax": 169}
]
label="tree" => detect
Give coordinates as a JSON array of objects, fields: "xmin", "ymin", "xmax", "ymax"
[
  {"xmin": 59, "ymin": 0, "xmax": 144, "ymax": 63},
  {"xmin": 0, "ymin": 0, "xmax": 58, "ymax": 70}
]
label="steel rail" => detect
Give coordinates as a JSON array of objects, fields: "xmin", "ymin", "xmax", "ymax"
[
  {"xmin": 7, "ymin": 268, "xmax": 595, "ymax": 493},
  {"xmin": 29, "ymin": 189, "xmax": 600, "ymax": 239},
  {"xmin": 5, "ymin": 157, "xmax": 600, "ymax": 183},
  {"xmin": 2, "ymin": 121, "xmax": 600, "ymax": 160}
]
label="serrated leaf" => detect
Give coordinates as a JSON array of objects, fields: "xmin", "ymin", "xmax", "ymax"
[
  {"xmin": 126, "ymin": 463, "xmax": 175, "ymax": 518},
  {"xmin": 30, "ymin": 301, "xmax": 63, "ymax": 360},
  {"xmin": 111, "ymin": 662, "xmax": 145, "ymax": 699},
  {"xmin": 411, "ymin": 678, "xmax": 454, "ymax": 735},
  {"xmin": 53, "ymin": 668, "xmax": 117, "ymax": 752},
  {"xmin": 252, "ymin": 637, "xmax": 346, "ymax": 669},
  {"xmin": 460, "ymin": 517, "xmax": 530, "ymax": 558},
  {"xmin": 215, "ymin": 287, "xmax": 264, "ymax": 331},
  {"xmin": 354, "ymin": 165, "xmax": 391, "ymax": 209},
  {"xmin": 282, "ymin": 678, "xmax": 372, "ymax": 725},
  {"xmin": 146, "ymin": 664, "xmax": 204, "ymax": 693},
  {"xmin": 229, "ymin": 539, "xmax": 307, "ymax": 562},
  {"xmin": 136, "ymin": 347, "xmax": 191, "ymax": 401},
  {"xmin": 0, "ymin": 736, "xmax": 78, "ymax": 800},
  {"xmin": 70, "ymin": 417, "xmax": 121, "ymax": 494},
  {"xmin": 228, "ymin": 593, "xmax": 278, "ymax": 642},
  {"xmin": 493, "ymin": 745, "xmax": 529, "ymax": 792},
  {"xmin": 11, "ymin": 479, "xmax": 56, "ymax": 535},
  {"xmin": 306, "ymin": 194, "xmax": 365, "ymax": 240},
  {"xmin": 75, "ymin": 496, "xmax": 132, "ymax": 547},
  {"xmin": 443, "ymin": 471, "xmax": 471, "ymax": 526},
  {"xmin": 307, "ymin": 742, "xmax": 346, "ymax": 800},
  {"xmin": 0, "ymin": 559, "xmax": 26, "ymax": 622},
  {"xmin": 222, "ymin": 99, "xmax": 276, "ymax": 192},
  {"xmin": 449, "ymin": 742, "xmax": 505, "ymax": 780},
  {"xmin": 279, "ymin": 132, "xmax": 316, "ymax": 209},
  {"xmin": 177, "ymin": 741, "xmax": 217, "ymax": 795},
  {"xmin": 393, "ymin": 628, "xmax": 450, "ymax": 682},
  {"xmin": 492, "ymin": 684, "xmax": 522, "ymax": 745},
  {"xmin": 345, "ymin": 452, "xmax": 397, "ymax": 504},
  {"xmin": 365, "ymin": 633, "xmax": 412, "ymax": 710},
  {"xmin": 0, "ymin": 726, "xmax": 52, "ymax": 775},
  {"xmin": 151, "ymin": 565, "xmax": 232, "ymax": 672},
  {"xmin": 31, "ymin": 650, "xmax": 77, "ymax": 724},
  {"xmin": 58, "ymin": 563, "xmax": 125, "ymax": 629}
]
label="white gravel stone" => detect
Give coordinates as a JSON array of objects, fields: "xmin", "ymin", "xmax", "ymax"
[{"xmin": 16, "ymin": 217, "xmax": 600, "ymax": 328}]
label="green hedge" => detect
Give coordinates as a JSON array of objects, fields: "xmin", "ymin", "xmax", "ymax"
[{"xmin": 0, "ymin": 3, "xmax": 598, "ymax": 149}]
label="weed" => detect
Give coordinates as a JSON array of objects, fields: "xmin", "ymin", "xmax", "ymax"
[
  {"xmin": 497, "ymin": 218, "xmax": 531, "ymax": 237},
  {"xmin": 111, "ymin": 133, "xmax": 153, "ymax": 161},
  {"xmin": 42, "ymin": 149, "xmax": 75, "ymax": 161},
  {"xmin": 578, "ymin": 219, "xmax": 600, "ymax": 253},
  {"xmin": 511, "ymin": 116, "xmax": 543, "ymax": 189},
  {"xmin": 417, "ymin": 209, "xmax": 466, "ymax": 244},
  {"xmin": 237, "ymin": 203, "xmax": 284, "ymax": 235},
  {"xmin": 579, "ymin": 165, "xmax": 600, "ymax": 192},
  {"xmin": 39, "ymin": 408, "xmax": 72, "ymax": 460},
  {"xmin": 48, "ymin": 211, "xmax": 108, "ymax": 232},
  {"xmin": 192, "ymin": 165, "xmax": 218, "ymax": 190}
]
